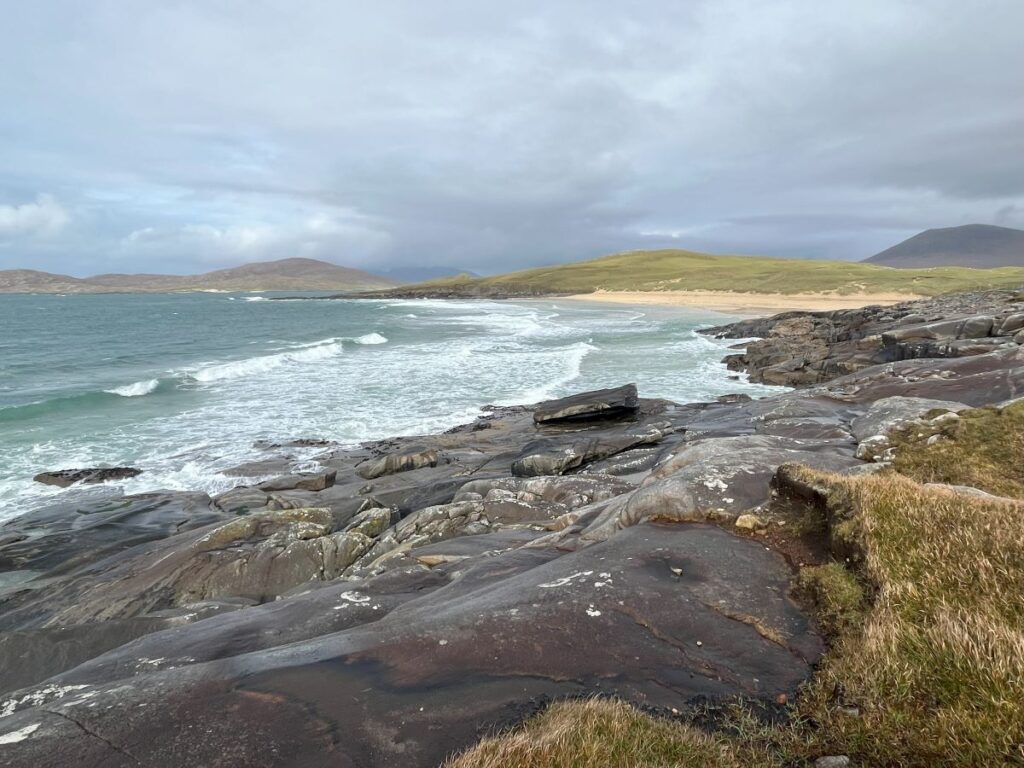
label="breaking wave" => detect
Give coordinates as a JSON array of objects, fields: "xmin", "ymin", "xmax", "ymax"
[
  {"xmin": 104, "ymin": 378, "xmax": 161, "ymax": 397},
  {"xmin": 190, "ymin": 341, "xmax": 344, "ymax": 383}
]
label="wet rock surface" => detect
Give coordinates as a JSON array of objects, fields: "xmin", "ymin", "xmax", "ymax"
[{"xmin": 3, "ymin": 289, "xmax": 1024, "ymax": 766}]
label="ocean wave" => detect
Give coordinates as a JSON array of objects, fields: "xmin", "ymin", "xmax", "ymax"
[
  {"xmin": 241, "ymin": 296, "xmax": 268, "ymax": 302},
  {"xmin": 282, "ymin": 334, "xmax": 386, "ymax": 350},
  {"xmin": 0, "ymin": 389, "xmax": 134, "ymax": 423},
  {"xmin": 286, "ymin": 337, "xmax": 341, "ymax": 349},
  {"xmin": 190, "ymin": 341, "xmax": 343, "ymax": 383},
  {"xmin": 497, "ymin": 341, "xmax": 596, "ymax": 406},
  {"xmin": 353, "ymin": 333, "xmax": 388, "ymax": 345},
  {"xmin": 104, "ymin": 378, "xmax": 160, "ymax": 397}
]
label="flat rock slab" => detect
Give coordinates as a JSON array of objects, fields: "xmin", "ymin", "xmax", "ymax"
[
  {"xmin": 0, "ymin": 523, "xmax": 821, "ymax": 768},
  {"xmin": 0, "ymin": 491, "xmax": 221, "ymax": 584},
  {"xmin": 533, "ymin": 383, "xmax": 639, "ymax": 424}
]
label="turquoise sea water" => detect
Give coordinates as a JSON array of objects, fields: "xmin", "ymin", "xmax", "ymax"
[{"xmin": 0, "ymin": 293, "xmax": 780, "ymax": 518}]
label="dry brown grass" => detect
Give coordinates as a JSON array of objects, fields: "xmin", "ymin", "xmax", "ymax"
[
  {"xmin": 889, "ymin": 399, "xmax": 1024, "ymax": 499},
  {"xmin": 446, "ymin": 467, "xmax": 1024, "ymax": 767},
  {"xmin": 790, "ymin": 471, "xmax": 1024, "ymax": 766},
  {"xmin": 444, "ymin": 698, "xmax": 750, "ymax": 768}
]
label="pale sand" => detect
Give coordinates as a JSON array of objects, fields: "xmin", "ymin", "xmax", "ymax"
[{"xmin": 562, "ymin": 290, "xmax": 923, "ymax": 315}]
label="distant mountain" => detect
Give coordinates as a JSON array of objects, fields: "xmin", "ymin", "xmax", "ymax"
[
  {"xmin": 0, "ymin": 258, "xmax": 399, "ymax": 294},
  {"xmin": 0, "ymin": 269, "xmax": 95, "ymax": 293},
  {"xmin": 865, "ymin": 224, "xmax": 1024, "ymax": 268}
]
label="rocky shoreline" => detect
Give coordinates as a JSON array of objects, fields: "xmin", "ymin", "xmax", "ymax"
[{"xmin": 1, "ymin": 290, "xmax": 1023, "ymax": 766}]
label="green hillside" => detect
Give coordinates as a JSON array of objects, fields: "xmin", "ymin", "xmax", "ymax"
[{"xmin": 388, "ymin": 249, "xmax": 1024, "ymax": 297}]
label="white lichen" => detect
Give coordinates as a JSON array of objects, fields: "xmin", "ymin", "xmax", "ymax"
[
  {"xmin": 538, "ymin": 570, "xmax": 594, "ymax": 589},
  {"xmin": 0, "ymin": 723, "xmax": 40, "ymax": 744}
]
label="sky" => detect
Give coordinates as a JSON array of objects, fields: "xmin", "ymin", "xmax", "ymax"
[{"xmin": 1, "ymin": 1, "xmax": 1023, "ymax": 277}]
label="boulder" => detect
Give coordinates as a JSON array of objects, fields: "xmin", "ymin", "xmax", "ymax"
[
  {"xmin": 996, "ymin": 312, "xmax": 1024, "ymax": 335},
  {"xmin": 258, "ymin": 470, "xmax": 336, "ymax": 492},
  {"xmin": 356, "ymin": 448, "xmax": 439, "ymax": 480},
  {"xmin": 213, "ymin": 486, "xmax": 272, "ymax": 513},
  {"xmin": 32, "ymin": 467, "xmax": 142, "ymax": 488},
  {"xmin": 532, "ymin": 383, "xmax": 639, "ymax": 424}
]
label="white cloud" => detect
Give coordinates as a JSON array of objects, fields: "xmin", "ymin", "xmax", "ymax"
[
  {"xmin": 119, "ymin": 206, "xmax": 392, "ymax": 268},
  {"xmin": 0, "ymin": 194, "xmax": 69, "ymax": 238}
]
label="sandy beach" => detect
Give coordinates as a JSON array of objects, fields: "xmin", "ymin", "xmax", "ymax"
[{"xmin": 562, "ymin": 289, "xmax": 923, "ymax": 315}]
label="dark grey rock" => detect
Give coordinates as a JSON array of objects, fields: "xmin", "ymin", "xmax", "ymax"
[
  {"xmin": 32, "ymin": 467, "xmax": 142, "ymax": 488},
  {"xmin": 356, "ymin": 447, "xmax": 439, "ymax": 479},
  {"xmin": 706, "ymin": 290, "xmax": 1024, "ymax": 387},
  {"xmin": 0, "ymin": 524, "xmax": 821, "ymax": 768},
  {"xmin": 258, "ymin": 470, "xmax": 336, "ymax": 492},
  {"xmin": 532, "ymin": 383, "xmax": 639, "ymax": 424},
  {"xmin": 511, "ymin": 421, "xmax": 671, "ymax": 477}
]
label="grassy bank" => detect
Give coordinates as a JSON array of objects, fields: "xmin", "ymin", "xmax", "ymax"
[
  {"xmin": 410, "ymin": 249, "xmax": 1024, "ymax": 297},
  {"xmin": 446, "ymin": 403, "xmax": 1024, "ymax": 767}
]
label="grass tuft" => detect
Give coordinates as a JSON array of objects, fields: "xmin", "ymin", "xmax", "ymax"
[
  {"xmin": 794, "ymin": 563, "xmax": 867, "ymax": 639},
  {"xmin": 444, "ymin": 697, "xmax": 749, "ymax": 768}
]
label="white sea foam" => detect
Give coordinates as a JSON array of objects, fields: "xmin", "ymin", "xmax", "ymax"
[
  {"xmin": 496, "ymin": 341, "xmax": 596, "ymax": 406},
  {"xmin": 190, "ymin": 341, "xmax": 343, "ymax": 383},
  {"xmin": 353, "ymin": 333, "xmax": 388, "ymax": 345},
  {"xmin": 241, "ymin": 296, "xmax": 268, "ymax": 302},
  {"xmin": 287, "ymin": 337, "xmax": 340, "ymax": 349},
  {"xmin": 280, "ymin": 334, "xmax": 385, "ymax": 350},
  {"xmin": 104, "ymin": 378, "xmax": 160, "ymax": 397}
]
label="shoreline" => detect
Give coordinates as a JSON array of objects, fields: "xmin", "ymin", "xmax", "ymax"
[
  {"xmin": 561, "ymin": 289, "xmax": 923, "ymax": 314},
  {"xmin": 3, "ymin": 289, "xmax": 1023, "ymax": 765}
]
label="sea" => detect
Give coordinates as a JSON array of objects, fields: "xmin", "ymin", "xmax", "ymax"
[{"xmin": 0, "ymin": 293, "xmax": 782, "ymax": 520}]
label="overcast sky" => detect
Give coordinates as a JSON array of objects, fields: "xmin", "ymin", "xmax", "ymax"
[{"xmin": 1, "ymin": 1, "xmax": 1023, "ymax": 277}]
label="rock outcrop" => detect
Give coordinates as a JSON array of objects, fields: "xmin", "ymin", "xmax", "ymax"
[
  {"xmin": 532, "ymin": 383, "xmax": 640, "ymax": 423},
  {"xmin": 3, "ymin": 289, "xmax": 1024, "ymax": 766},
  {"xmin": 706, "ymin": 290, "xmax": 1024, "ymax": 387},
  {"xmin": 32, "ymin": 467, "xmax": 142, "ymax": 488}
]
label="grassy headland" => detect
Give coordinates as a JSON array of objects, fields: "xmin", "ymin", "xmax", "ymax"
[
  {"xmin": 447, "ymin": 400, "xmax": 1024, "ymax": 767},
  {"xmin": 384, "ymin": 249, "xmax": 1024, "ymax": 299}
]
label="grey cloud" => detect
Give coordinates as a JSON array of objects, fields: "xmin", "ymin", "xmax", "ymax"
[{"xmin": 1, "ymin": 0, "xmax": 1023, "ymax": 275}]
